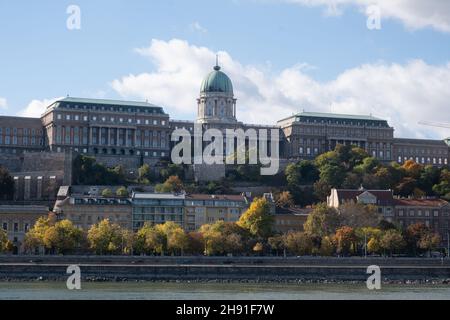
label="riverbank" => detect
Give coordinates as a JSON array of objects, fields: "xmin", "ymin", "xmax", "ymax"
[{"xmin": 1, "ymin": 255, "xmax": 450, "ymax": 283}]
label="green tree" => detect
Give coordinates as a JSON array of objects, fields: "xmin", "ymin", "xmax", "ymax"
[
  {"xmin": 101, "ymin": 188, "xmax": 113, "ymax": 197},
  {"xmin": 237, "ymin": 197, "xmax": 274, "ymax": 239},
  {"xmin": 116, "ymin": 186, "xmax": 129, "ymax": 197},
  {"xmin": 138, "ymin": 164, "xmax": 152, "ymax": 184},
  {"xmin": 303, "ymin": 204, "xmax": 341, "ymax": 237}
]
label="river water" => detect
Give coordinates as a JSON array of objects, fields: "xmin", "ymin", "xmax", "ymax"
[{"xmin": 1, "ymin": 282, "xmax": 450, "ymax": 300}]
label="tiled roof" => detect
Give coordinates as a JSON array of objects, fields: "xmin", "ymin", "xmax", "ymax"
[
  {"xmin": 394, "ymin": 198, "xmax": 449, "ymax": 207},
  {"xmin": 335, "ymin": 189, "xmax": 395, "ymax": 206}
]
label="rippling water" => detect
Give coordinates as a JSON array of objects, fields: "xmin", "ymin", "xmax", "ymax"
[{"xmin": 1, "ymin": 282, "xmax": 450, "ymax": 300}]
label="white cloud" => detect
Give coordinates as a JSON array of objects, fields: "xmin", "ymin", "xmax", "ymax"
[
  {"xmin": 111, "ymin": 39, "xmax": 450, "ymax": 139},
  {"xmin": 19, "ymin": 97, "xmax": 63, "ymax": 118},
  {"xmin": 189, "ymin": 21, "xmax": 208, "ymax": 34},
  {"xmin": 0, "ymin": 98, "xmax": 6, "ymax": 109},
  {"xmin": 280, "ymin": 0, "xmax": 450, "ymax": 33}
]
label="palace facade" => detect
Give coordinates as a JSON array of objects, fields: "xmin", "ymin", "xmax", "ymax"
[{"xmin": 0, "ymin": 63, "xmax": 448, "ymax": 188}]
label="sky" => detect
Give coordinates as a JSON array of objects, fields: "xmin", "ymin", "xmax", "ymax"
[{"xmin": 0, "ymin": 0, "xmax": 449, "ymax": 139}]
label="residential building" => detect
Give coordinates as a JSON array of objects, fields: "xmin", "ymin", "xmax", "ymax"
[
  {"xmin": 273, "ymin": 207, "xmax": 312, "ymax": 234},
  {"xmin": 394, "ymin": 198, "xmax": 450, "ymax": 246},
  {"xmin": 53, "ymin": 186, "xmax": 132, "ymax": 230},
  {"xmin": 0, "ymin": 205, "xmax": 49, "ymax": 254},
  {"xmin": 184, "ymin": 194, "xmax": 249, "ymax": 231},
  {"xmin": 131, "ymin": 193, "xmax": 185, "ymax": 231},
  {"xmin": 327, "ymin": 188, "xmax": 396, "ymax": 221}
]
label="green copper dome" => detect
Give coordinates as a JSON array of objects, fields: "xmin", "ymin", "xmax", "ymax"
[{"xmin": 200, "ymin": 65, "xmax": 233, "ymax": 94}]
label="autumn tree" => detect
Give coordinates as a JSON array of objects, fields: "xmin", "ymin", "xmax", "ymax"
[
  {"xmin": 87, "ymin": 219, "xmax": 125, "ymax": 255},
  {"xmin": 380, "ymin": 229, "xmax": 405, "ymax": 256},
  {"xmin": 43, "ymin": 220, "xmax": 85, "ymax": 254},
  {"xmin": 333, "ymin": 226, "xmax": 357, "ymax": 256},
  {"xmin": 200, "ymin": 221, "xmax": 248, "ymax": 256},
  {"xmin": 406, "ymin": 223, "xmax": 440, "ymax": 256},
  {"xmin": 284, "ymin": 232, "xmax": 314, "ymax": 256},
  {"xmin": 237, "ymin": 197, "xmax": 274, "ymax": 239},
  {"xmin": 155, "ymin": 175, "xmax": 184, "ymax": 193},
  {"xmin": 319, "ymin": 236, "xmax": 335, "ymax": 256},
  {"xmin": 0, "ymin": 229, "xmax": 12, "ymax": 254},
  {"xmin": 275, "ymin": 191, "xmax": 294, "ymax": 208},
  {"xmin": 23, "ymin": 215, "xmax": 54, "ymax": 254}
]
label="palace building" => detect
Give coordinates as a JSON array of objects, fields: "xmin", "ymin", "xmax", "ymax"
[{"xmin": 0, "ymin": 62, "xmax": 448, "ymax": 197}]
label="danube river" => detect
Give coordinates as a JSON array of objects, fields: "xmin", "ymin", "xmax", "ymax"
[{"xmin": 1, "ymin": 282, "xmax": 450, "ymax": 300}]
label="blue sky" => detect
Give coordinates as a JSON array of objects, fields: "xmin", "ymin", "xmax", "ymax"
[{"xmin": 0, "ymin": 0, "xmax": 450, "ymax": 138}]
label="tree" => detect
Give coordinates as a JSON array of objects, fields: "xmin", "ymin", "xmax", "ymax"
[
  {"xmin": 157, "ymin": 221, "xmax": 189, "ymax": 255},
  {"xmin": 0, "ymin": 166, "xmax": 14, "ymax": 200},
  {"xmin": 380, "ymin": 229, "xmax": 405, "ymax": 256},
  {"xmin": 0, "ymin": 229, "xmax": 12, "ymax": 254},
  {"xmin": 200, "ymin": 221, "xmax": 248, "ymax": 256},
  {"xmin": 87, "ymin": 219, "xmax": 125, "ymax": 255},
  {"xmin": 42, "ymin": 220, "xmax": 85, "ymax": 254},
  {"xmin": 406, "ymin": 223, "xmax": 441, "ymax": 256},
  {"xmin": 275, "ymin": 191, "xmax": 294, "ymax": 208},
  {"xmin": 319, "ymin": 236, "xmax": 335, "ymax": 256},
  {"xmin": 367, "ymin": 237, "xmax": 381, "ymax": 254},
  {"xmin": 418, "ymin": 232, "xmax": 441, "ymax": 255},
  {"xmin": 186, "ymin": 232, "xmax": 204, "ymax": 255},
  {"xmin": 101, "ymin": 188, "xmax": 113, "ymax": 197},
  {"xmin": 395, "ymin": 177, "xmax": 418, "ymax": 197},
  {"xmin": 237, "ymin": 197, "xmax": 274, "ymax": 239},
  {"xmin": 338, "ymin": 202, "xmax": 380, "ymax": 229},
  {"xmin": 333, "ymin": 226, "xmax": 357, "ymax": 256},
  {"xmin": 116, "ymin": 186, "xmax": 129, "ymax": 197},
  {"xmin": 160, "ymin": 164, "xmax": 185, "ymax": 181},
  {"xmin": 155, "ymin": 175, "xmax": 184, "ymax": 193},
  {"xmin": 268, "ymin": 235, "xmax": 286, "ymax": 256},
  {"xmin": 284, "ymin": 232, "xmax": 314, "ymax": 256},
  {"xmin": 23, "ymin": 215, "xmax": 55, "ymax": 254},
  {"xmin": 72, "ymin": 155, "xmax": 127, "ymax": 185},
  {"xmin": 303, "ymin": 204, "xmax": 341, "ymax": 237},
  {"xmin": 138, "ymin": 164, "xmax": 152, "ymax": 184},
  {"xmin": 313, "ymin": 180, "xmax": 332, "ymax": 202}
]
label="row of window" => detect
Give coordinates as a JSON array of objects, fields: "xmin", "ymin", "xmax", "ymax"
[
  {"xmin": 2, "ymin": 222, "xmax": 30, "ymax": 233},
  {"xmin": 54, "ymin": 126, "xmax": 167, "ymax": 148},
  {"xmin": 397, "ymin": 209, "xmax": 442, "ymax": 217},
  {"xmin": 397, "ymin": 156, "xmax": 448, "ymax": 165},
  {"xmin": 297, "ymin": 117, "xmax": 389, "ymax": 128},
  {"xmin": 56, "ymin": 113, "xmax": 167, "ymax": 126},
  {"xmin": 55, "ymin": 147, "xmax": 167, "ymax": 158},
  {"xmin": 59, "ymin": 103, "xmax": 164, "ymax": 115},
  {"xmin": 397, "ymin": 147, "xmax": 447, "ymax": 155}
]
